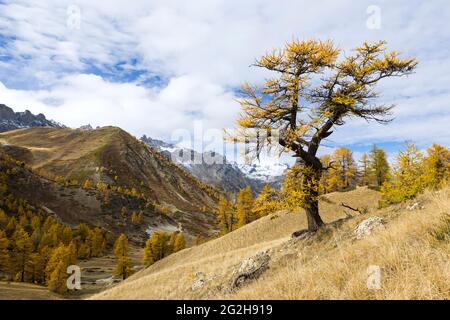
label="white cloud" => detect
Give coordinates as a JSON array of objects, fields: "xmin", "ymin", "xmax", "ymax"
[
  {"xmin": 0, "ymin": 73, "xmax": 238, "ymax": 142},
  {"xmin": 0, "ymin": 0, "xmax": 449, "ymax": 158}
]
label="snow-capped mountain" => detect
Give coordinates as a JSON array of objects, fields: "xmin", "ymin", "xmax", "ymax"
[
  {"xmin": 0, "ymin": 104, "xmax": 62, "ymax": 132},
  {"xmin": 238, "ymin": 162, "xmax": 289, "ymax": 182},
  {"xmin": 141, "ymin": 135, "xmax": 287, "ymax": 194}
]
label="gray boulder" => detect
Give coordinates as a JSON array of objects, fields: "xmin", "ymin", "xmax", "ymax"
[
  {"xmin": 230, "ymin": 250, "xmax": 270, "ymax": 290},
  {"xmin": 191, "ymin": 272, "xmax": 206, "ymax": 291},
  {"xmin": 354, "ymin": 216, "xmax": 385, "ymax": 239}
]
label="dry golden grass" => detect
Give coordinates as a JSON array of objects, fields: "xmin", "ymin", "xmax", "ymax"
[
  {"xmin": 0, "ymin": 126, "xmax": 120, "ymax": 168},
  {"xmin": 0, "ymin": 282, "xmax": 62, "ymax": 300},
  {"xmin": 230, "ymin": 189, "xmax": 450, "ymax": 300},
  {"xmin": 91, "ymin": 187, "xmax": 449, "ymax": 300}
]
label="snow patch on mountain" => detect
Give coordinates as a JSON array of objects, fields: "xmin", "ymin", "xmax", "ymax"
[
  {"xmin": 238, "ymin": 162, "xmax": 289, "ymax": 182},
  {"xmin": 140, "ymin": 135, "xmax": 288, "ymax": 193}
]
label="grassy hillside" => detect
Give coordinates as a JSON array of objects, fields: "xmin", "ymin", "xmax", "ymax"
[
  {"xmin": 91, "ymin": 187, "xmax": 450, "ymax": 300},
  {"xmin": 0, "ymin": 282, "xmax": 62, "ymax": 300},
  {"xmin": 0, "ymin": 126, "xmax": 221, "ymax": 238}
]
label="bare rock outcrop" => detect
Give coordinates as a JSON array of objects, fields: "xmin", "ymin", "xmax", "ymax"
[
  {"xmin": 230, "ymin": 250, "xmax": 271, "ymax": 291},
  {"xmin": 354, "ymin": 216, "xmax": 385, "ymax": 239},
  {"xmin": 0, "ymin": 103, "xmax": 61, "ymax": 132},
  {"xmin": 406, "ymin": 202, "xmax": 424, "ymax": 211},
  {"xmin": 191, "ymin": 272, "xmax": 207, "ymax": 291}
]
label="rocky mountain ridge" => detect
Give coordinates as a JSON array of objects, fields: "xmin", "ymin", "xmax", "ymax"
[
  {"xmin": 141, "ymin": 135, "xmax": 287, "ymax": 194},
  {"xmin": 0, "ymin": 103, "xmax": 62, "ymax": 132}
]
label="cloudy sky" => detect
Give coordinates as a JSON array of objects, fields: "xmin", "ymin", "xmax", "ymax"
[{"xmin": 0, "ymin": 0, "xmax": 449, "ymax": 163}]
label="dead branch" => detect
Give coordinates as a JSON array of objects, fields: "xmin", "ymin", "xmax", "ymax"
[{"xmin": 340, "ymin": 202, "xmax": 362, "ymax": 214}]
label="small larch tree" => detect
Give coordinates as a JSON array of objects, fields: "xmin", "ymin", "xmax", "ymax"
[
  {"xmin": 328, "ymin": 147, "xmax": 357, "ymax": 191},
  {"xmin": 234, "ymin": 39, "xmax": 417, "ymax": 232},
  {"xmin": 45, "ymin": 244, "xmax": 72, "ymax": 293},
  {"xmin": 358, "ymin": 153, "xmax": 371, "ymax": 186},
  {"xmin": 142, "ymin": 230, "xmax": 179, "ymax": 265},
  {"xmin": 142, "ymin": 231, "xmax": 171, "ymax": 266},
  {"xmin": 0, "ymin": 209, "xmax": 8, "ymax": 229},
  {"xmin": 131, "ymin": 211, "xmax": 143, "ymax": 225},
  {"xmin": 27, "ymin": 252, "xmax": 45, "ymax": 284},
  {"xmin": 113, "ymin": 234, "xmax": 133, "ymax": 280},
  {"xmin": 381, "ymin": 144, "xmax": 424, "ymax": 204},
  {"xmin": 0, "ymin": 230, "xmax": 10, "ymax": 275},
  {"xmin": 11, "ymin": 226, "xmax": 33, "ymax": 282},
  {"xmin": 89, "ymin": 227, "xmax": 106, "ymax": 257},
  {"xmin": 423, "ymin": 144, "xmax": 450, "ymax": 189},
  {"xmin": 61, "ymin": 226, "xmax": 73, "ymax": 246},
  {"xmin": 369, "ymin": 144, "xmax": 390, "ymax": 187},
  {"xmin": 142, "ymin": 237, "xmax": 155, "ymax": 266},
  {"xmin": 173, "ymin": 233, "xmax": 186, "ymax": 253},
  {"xmin": 216, "ymin": 196, "xmax": 235, "ymax": 234},
  {"xmin": 252, "ymin": 184, "xmax": 279, "ymax": 217},
  {"xmin": 235, "ymin": 187, "xmax": 254, "ymax": 228}
]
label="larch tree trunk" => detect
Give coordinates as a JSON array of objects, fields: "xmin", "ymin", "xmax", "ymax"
[{"xmin": 302, "ymin": 166, "xmax": 325, "ymax": 232}]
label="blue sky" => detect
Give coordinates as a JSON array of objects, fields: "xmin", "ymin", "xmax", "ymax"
[{"xmin": 0, "ymin": 0, "xmax": 449, "ymax": 164}]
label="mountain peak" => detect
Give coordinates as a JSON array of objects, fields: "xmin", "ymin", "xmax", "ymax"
[
  {"xmin": 0, "ymin": 103, "xmax": 62, "ymax": 132},
  {"xmin": 140, "ymin": 134, "xmax": 287, "ymax": 194},
  {"xmin": 141, "ymin": 135, "xmax": 175, "ymax": 149},
  {"xmin": 78, "ymin": 124, "xmax": 93, "ymax": 131}
]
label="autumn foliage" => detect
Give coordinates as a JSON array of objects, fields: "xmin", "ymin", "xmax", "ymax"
[
  {"xmin": 0, "ymin": 150, "xmax": 110, "ymax": 293},
  {"xmin": 233, "ymin": 39, "xmax": 418, "ymax": 231},
  {"xmin": 142, "ymin": 231, "xmax": 186, "ymax": 266},
  {"xmin": 215, "ymin": 143, "xmax": 449, "ymax": 234}
]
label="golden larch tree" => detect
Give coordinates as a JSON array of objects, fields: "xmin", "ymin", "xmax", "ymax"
[
  {"xmin": 83, "ymin": 179, "xmax": 93, "ymax": 189},
  {"xmin": 142, "ymin": 231, "xmax": 170, "ymax": 266},
  {"xmin": 113, "ymin": 233, "xmax": 133, "ymax": 280},
  {"xmin": 11, "ymin": 226, "xmax": 33, "ymax": 282},
  {"xmin": 328, "ymin": 147, "xmax": 357, "ymax": 191},
  {"xmin": 48, "ymin": 261, "xmax": 68, "ymax": 293},
  {"xmin": 89, "ymin": 227, "xmax": 106, "ymax": 257},
  {"xmin": 0, "ymin": 209, "xmax": 8, "ymax": 229},
  {"xmin": 252, "ymin": 184, "xmax": 279, "ymax": 217},
  {"xmin": 68, "ymin": 241, "xmax": 78, "ymax": 265},
  {"xmin": 45, "ymin": 244, "xmax": 73, "ymax": 293},
  {"xmin": 27, "ymin": 252, "xmax": 46, "ymax": 284},
  {"xmin": 358, "ymin": 153, "xmax": 371, "ymax": 186},
  {"xmin": 216, "ymin": 196, "xmax": 235, "ymax": 234},
  {"xmin": 423, "ymin": 144, "xmax": 450, "ymax": 189},
  {"xmin": 142, "ymin": 238, "xmax": 155, "ymax": 266},
  {"xmin": 37, "ymin": 246, "xmax": 52, "ymax": 283},
  {"xmin": 0, "ymin": 230, "xmax": 10, "ymax": 275},
  {"xmin": 235, "ymin": 186, "xmax": 254, "ymax": 228},
  {"xmin": 61, "ymin": 226, "xmax": 73, "ymax": 245},
  {"xmin": 143, "ymin": 231, "xmax": 165, "ymax": 265},
  {"xmin": 234, "ymin": 39, "xmax": 417, "ymax": 232},
  {"xmin": 381, "ymin": 144, "xmax": 424, "ymax": 204},
  {"xmin": 5, "ymin": 216, "xmax": 17, "ymax": 235},
  {"xmin": 131, "ymin": 211, "xmax": 142, "ymax": 225},
  {"xmin": 173, "ymin": 233, "xmax": 186, "ymax": 253},
  {"xmin": 369, "ymin": 144, "xmax": 390, "ymax": 187}
]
